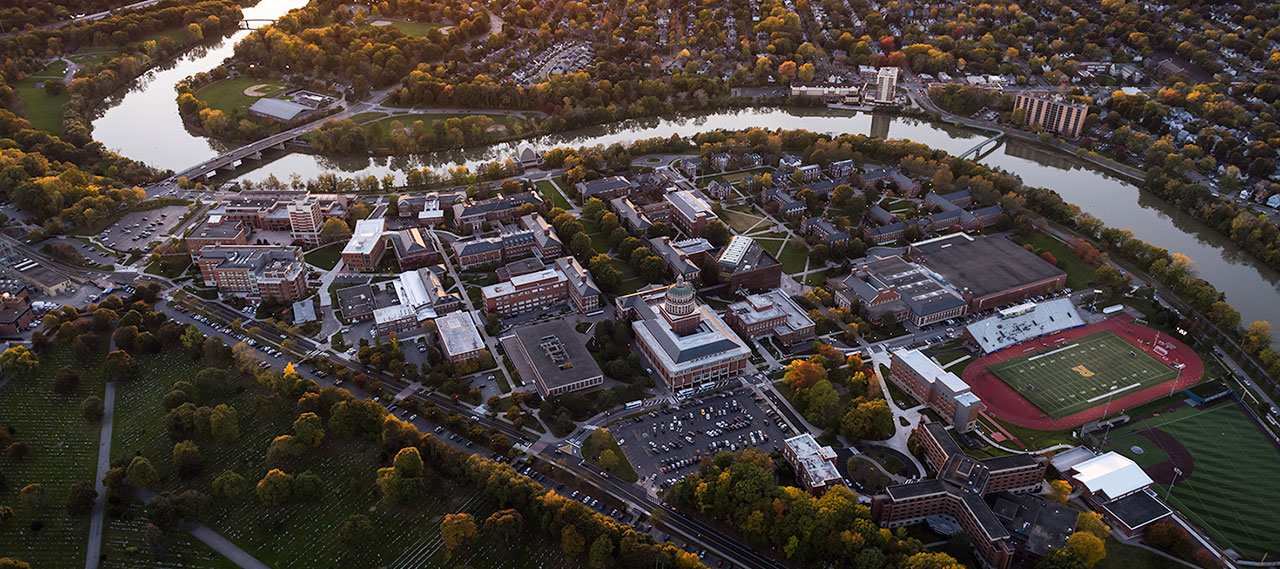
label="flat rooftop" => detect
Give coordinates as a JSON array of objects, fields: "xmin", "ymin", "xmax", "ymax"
[
  {"xmin": 343, "ymin": 218, "xmax": 386, "ymax": 256},
  {"xmin": 506, "ymin": 319, "xmax": 603, "ymax": 391},
  {"xmin": 1101, "ymin": 489, "xmax": 1172, "ymax": 531},
  {"xmin": 912, "ymin": 234, "xmax": 1066, "ymax": 299},
  {"xmin": 436, "ymin": 311, "xmax": 483, "ymax": 357}
]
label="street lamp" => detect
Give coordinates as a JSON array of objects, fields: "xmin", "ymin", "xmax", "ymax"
[{"xmin": 1164, "ymin": 467, "xmax": 1183, "ymax": 503}]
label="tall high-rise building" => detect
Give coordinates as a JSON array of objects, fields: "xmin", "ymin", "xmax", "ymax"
[
  {"xmin": 1013, "ymin": 92, "xmax": 1088, "ymax": 138},
  {"xmin": 288, "ymin": 196, "xmax": 323, "ymax": 246},
  {"xmin": 875, "ymin": 67, "xmax": 899, "ymax": 104}
]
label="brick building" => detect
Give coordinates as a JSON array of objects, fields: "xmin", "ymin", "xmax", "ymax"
[
  {"xmin": 436, "ymin": 311, "xmax": 485, "ymax": 362},
  {"xmin": 186, "ymin": 215, "xmax": 249, "ymax": 257},
  {"xmin": 452, "ymin": 191, "xmax": 543, "ymax": 229},
  {"xmin": 782, "ymin": 434, "xmax": 842, "ymax": 493},
  {"xmin": 0, "ymin": 283, "xmax": 34, "ymax": 334},
  {"xmin": 888, "ymin": 349, "xmax": 984, "ymax": 432},
  {"xmin": 389, "ymin": 228, "xmax": 442, "ymax": 270},
  {"xmin": 341, "ymin": 218, "xmax": 387, "ymax": 272},
  {"xmin": 502, "ymin": 318, "xmax": 605, "ymax": 397},
  {"xmin": 196, "ymin": 245, "xmax": 307, "ymax": 302},
  {"xmin": 622, "ymin": 278, "xmax": 750, "ymax": 391},
  {"xmin": 480, "ymin": 256, "xmax": 598, "ymax": 316},
  {"xmin": 714, "ymin": 236, "xmax": 782, "ymax": 293},
  {"xmin": 725, "ymin": 290, "xmax": 816, "ymax": 346},
  {"xmin": 1014, "ymin": 92, "xmax": 1088, "ymax": 138}
]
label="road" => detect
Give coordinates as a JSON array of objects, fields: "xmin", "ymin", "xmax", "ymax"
[
  {"xmin": 84, "ymin": 381, "xmax": 117, "ymax": 569},
  {"xmin": 0, "ymin": 0, "xmax": 162, "ymax": 39}
]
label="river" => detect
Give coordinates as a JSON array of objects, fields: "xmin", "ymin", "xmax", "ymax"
[{"xmin": 91, "ymin": 9, "xmax": 1280, "ymax": 342}]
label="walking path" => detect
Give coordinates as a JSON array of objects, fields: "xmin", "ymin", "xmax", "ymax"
[
  {"xmin": 84, "ymin": 381, "xmax": 118, "ymax": 569},
  {"xmin": 129, "ymin": 488, "xmax": 271, "ymax": 569}
]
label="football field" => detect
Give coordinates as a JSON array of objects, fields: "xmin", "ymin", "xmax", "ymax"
[{"xmin": 987, "ymin": 331, "xmax": 1179, "ymax": 419}]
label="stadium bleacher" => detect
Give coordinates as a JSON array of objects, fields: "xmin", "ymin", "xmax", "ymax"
[{"xmin": 965, "ymin": 298, "xmax": 1085, "ymax": 354}]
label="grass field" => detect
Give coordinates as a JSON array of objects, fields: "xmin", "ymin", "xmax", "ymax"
[
  {"xmin": 1106, "ymin": 403, "xmax": 1280, "ymax": 559},
  {"xmin": 535, "ymin": 180, "xmax": 572, "ymax": 210},
  {"xmin": 15, "ymin": 69, "xmax": 71, "ymax": 135},
  {"xmin": 0, "ymin": 344, "xmax": 108, "ymax": 568},
  {"xmin": 304, "ymin": 242, "xmax": 344, "ymax": 270},
  {"xmin": 1014, "ymin": 233, "xmax": 1096, "ymax": 291},
  {"xmin": 195, "ymin": 78, "xmax": 289, "ymax": 115},
  {"xmin": 987, "ymin": 331, "xmax": 1177, "ymax": 419}
]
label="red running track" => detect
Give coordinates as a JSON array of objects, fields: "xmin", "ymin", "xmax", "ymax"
[{"xmin": 962, "ymin": 315, "xmax": 1205, "ymax": 430}]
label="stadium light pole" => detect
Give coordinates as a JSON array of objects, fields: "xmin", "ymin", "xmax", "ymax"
[{"xmin": 1164, "ymin": 467, "xmax": 1183, "ymax": 502}]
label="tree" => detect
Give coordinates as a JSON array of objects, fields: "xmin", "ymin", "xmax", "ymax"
[
  {"xmin": 0, "ymin": 346, "xmax": 38, "ymax": 377},
  {"xmin": 902, "ymin": 552, "xmax": 964, "ymax": 569},
  {"xmin": 599, "ymin": 449, "xmax": 620, "ymax": 472},
  {"xmin": 0, "ymin": 506, "xmax": 12, "ymax": 533},
  {"xmin": 126, "ymin": 456, "xmax": 158, "ymax": 488},
  {"xmin": 81, "ymin": 396, "xmax": 104, "ymax": 422},
  {"xmin": 256, "ymin": 469, "xmax": 294, "ymax": 506},
  {"xmin": 172, "ymin": 440, "xmax": 204, "ymax": 478},
  {"xmin": 338, "ymin": 514, "xmax": 376, "ymax": 551},
  {"xmin": 703, "ymin": 220, "xmax": 731, "ymax": 247},
  {"xmin": 180, "ymin": 325, "xmax": 205, "ymax": 356},
  {"xmin": 440, "ymin": 513, "xmax": 478, "ymax": 552},
  {"xmin": 66, "ymin": 481, "xmax": 97, "ymax": 515},
  {"xmin": 293, "ymin": 471, "xmax": 324, "ymax": 501},
  {"xmin": 589, "ymin": 534, "xmax": 615, "ymax": 568},
  {"xmin": 211, "ymin": 470, "xmax": 250, "ymax": 503},
  {"xmin": 562, "ymin": 524, "xmax": 586, "ymax": 559},
  {"xmin": 106, "ymin": 350, "xmax": 136, "ymax": 380},
  {"xmin": 1047, "ymin": 480, "xmax": 1071, "ymax": 503},
  {"xmin": 1035, "ymin": 549, "xmax": 1087, "ymax": 569},
  {"xmin": 1075, "ymin": 511, "xmax": 1109, "ymax": 540},
  {"xmin": 482, "ymin": 509, "xmax": 523, "ymax": 543},
  {"xmin": 19, "ymin": 484, "xmax": 42, "ymax": 509},
  {"xmin": 783, "ymin": 359, "xmax": 827, "ymax": 390},
  {"xmin": 582, "ymin": 198, "xmax": 606, "ymax": 221},
  {"xmin": 210, "ymin": 404, "xmax": 239, "ymax": 443},
  {"xmin": 1066, "ymin": 532, "xmax": 1106, "ymax": 566},
  {"xmin": 393, "ymin": 447, "xmax": 424, "ymax": 478},
  {"xmin": 5, "ymin": 443, "xmax": 29, "ymax": 461},
  {"xmin": 0, "ymin": 559, "xmax": 31, "ymax": 569},
  {"xmin": 320, "ymin": 218, "xmax": 352, "ymax": 243},
  {"xmin": 571, "ymin": 232, "xmax": 594, "ymax": 259},
  {"xmin": 146, "ymin": 523, "xmax": 169, "ymax": 558},
  {"xmin": 53, "ymin": 367, "xmax": 81, "ymax": 395},
  {"xmin": 292, "ymin": 412, "xmax": 325, "ymax": 447}
]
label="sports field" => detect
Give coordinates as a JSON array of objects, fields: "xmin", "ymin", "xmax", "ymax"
[
  {"xmin": 987, "ymin": 331, "xmax": 1178, "ymax": 419},
  {"xmin": 1105, "ymin": 402, "xmax": 1280, "ymax": 559}
]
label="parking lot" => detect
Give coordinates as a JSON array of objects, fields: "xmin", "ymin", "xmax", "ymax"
[
  {"xmin": 99, "ymin": 205, "xmax": 188, "ymax": 251},
  {"xmin": 613, "ymin": 388, "xmax": 795, "ymax": 489}
]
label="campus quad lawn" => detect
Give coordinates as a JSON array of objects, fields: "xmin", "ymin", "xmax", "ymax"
[
  {"xmin": 721, "ymin": 209, "xmax": 762, "ymax": 233},
  {"xmin": 535, "ymin": 180, "xmax": 572, "ymax": 210},
  {"xmin": 304, "ymin": 242, "xmax": 344, "ymax": 270},
  {"xmin": 114, "ymin": 349, "xmax": 579, "ymax": 569},
  {"xmin": 776, "ymin": 238, "xmax": 810, "ymax": 274},
  {"xmin": 0, "ymin": 344, "xmax": 108, "ymax": 568},
  {"xmin": 385, "ymin": 20, "xmax": 449, "ymax": 37},
  {"xmin": 987, "ymin": 330, "xmax": 1178, "ymax": 419},
  {"xmin": 195, "ymin": 77, "xmax": 289, "ymax": 115},
  {"xmin": 1107, "ymin": 403, "xmax": 1280, "ymax": 559}
]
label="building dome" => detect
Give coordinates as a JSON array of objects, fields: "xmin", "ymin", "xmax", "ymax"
[{"xmin": 664, "ymin": 276, "xmax": 695, "ymax": 317}]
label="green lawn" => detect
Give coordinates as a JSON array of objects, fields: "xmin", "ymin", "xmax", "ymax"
[
  {"xmin": 376, "ymin": 19, "xmax": 450, "ymax": 37},
  {"xmin": 195, "ymin": 77, "xmax": 289, "ymax": 115},
  {"xmin": 1106, "ymin": 402, "xmax": 1280, "ymax": 559},
  {"xmin": 582, "ymin": 429, "xmax": 638, "ymax": 483},
  {"xmin": 0, "ymin": 343, "xmax": 109, "ymax": 568},
  {"xmin": 15, "ymin": 68, "xmax": 72, "ymax": 134},
  {"xmin": 1014, "ymin": 233, "xmax": 1096, "ymax": 291},
  {"xmin": 349, "ymin": 111, "xmax": 388, "ymax": 123},
  {"xmin": 987, "ymin": 331, "xmax": 1178, "ymax": 419},
  {"xmin": 304, "ymin": 243, "xmax": 344, "ymax": 270},
  {"xmin": 846, "ymin": 456, "xmax": 893, "ymax": 492},
  {"xmin": 776, "ymin": 238, "xmax": 810, "ymax": 274},
  {"xmin": 67, "ymin": 50, "xmax": 119, "ymax": 66},
  {"xmin": 535, "ymin": 180, "xmax": 572, "ymax": 210},
  {"xmin": 721, "ymin": 209, "xmax": 762, "ymax": 233}
]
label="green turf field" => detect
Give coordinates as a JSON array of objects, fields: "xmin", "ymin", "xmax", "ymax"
[
  {"xmin": 1107, "ymin": 403, "xmax": 1280, "ymax": 559},
  {"xmin": 987, "ymin": 330, "xmax": 1178, "ymax": 419}
]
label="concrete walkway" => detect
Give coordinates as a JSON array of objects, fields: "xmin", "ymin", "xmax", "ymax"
[
  {"xmin": 129, "ymin": 488, "xmax": 271, "ymax": 569},
  {"xmin": 84, "ymin": 381, "xmax": 117, "ymax": 569}
]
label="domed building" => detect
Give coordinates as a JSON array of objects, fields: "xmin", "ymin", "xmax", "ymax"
[{"xmin": 623, "ymin": 277, "xmax": 751, "ymax": 392}]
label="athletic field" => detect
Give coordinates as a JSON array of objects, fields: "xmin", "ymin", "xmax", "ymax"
[
  {"xmin": 1105, "ymin": 402, "xmax": 1280, "ymax": 559},
  {"xmin": 987, "ymin": 331, "xmax": 1178, "ymax": 419}
]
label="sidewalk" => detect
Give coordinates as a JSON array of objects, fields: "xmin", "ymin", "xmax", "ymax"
[
  {"xmin": 84, "ymin": 381, "xmax": 117, "ymax": 569},
  {"xmin": 129, "ymin": 488, "xmax": 270, "ymax": 569}
]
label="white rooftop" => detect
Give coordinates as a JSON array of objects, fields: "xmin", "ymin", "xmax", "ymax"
[
  {"xmin": 343, "ymin": 218, "xmax": 386, "ymax": 256},
  {"xmin": 248, "ymin": 97, "xmax": 310, "ymax": 121},
  {"xmin": 373, "ymin": 304, "xmax": 414, "ymax": 324},
  {"xmin": 481, "ymin": 268, "xmax": 565, "ymax": 299},
  {"xmin": 719, "ymin": 236, "xmax": 753, "ymax": 266},
  {"xmin": 965, "ymin": 298, "xmax": 1084, "ymax": 354},
  {"xmin": 1069, "ymin": 451, "xmax": 1152, "ymax": 501},
  {"xmin": 437, "ymin": 312, "xmax": 484, "ymax": 357}
]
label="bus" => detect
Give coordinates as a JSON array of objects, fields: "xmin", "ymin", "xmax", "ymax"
[{"xmin": 624, "ymin": 400, "xmax": 643, "ymax": 410}]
